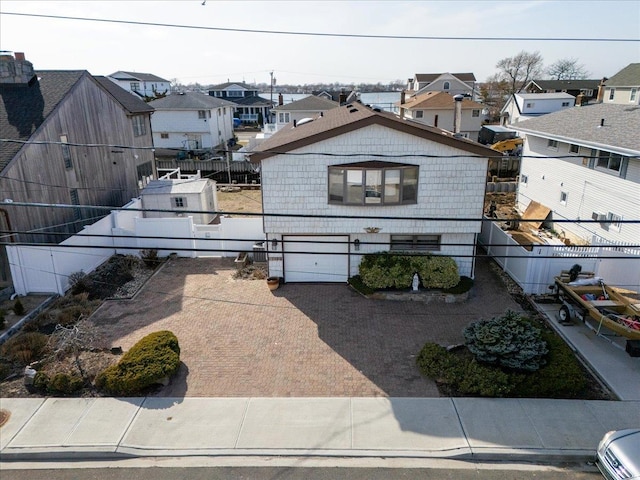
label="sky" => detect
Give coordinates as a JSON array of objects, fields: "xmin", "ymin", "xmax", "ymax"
[{"xmin": 1, "ymin": 0, "xmax": 639, "ymax": 87}]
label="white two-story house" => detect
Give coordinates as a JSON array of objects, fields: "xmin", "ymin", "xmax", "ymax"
[
  {"xmin": 148, "ymin": 93, "xmax": 236, "ymax": 151},
  {"xmin": 602, "ymin": 63, "xmax": 640, "ymax": 105},
  {"xmin": 513, "ymin": 103, "xmax": 640, "ymax": 246},
  {"xmin": 407, "ymin": 72, "xmax": 476, "ymax": 98},
  {"xmin": 107, "ymin": 71, "xmax": 171, "ymax": 99},
  {"xmin": 249, "ymin": 103, "xmax": 495, "ymax": 283},
  {"xmin": 501, "ymin": 92, "xmax": 575, "ymax": 125}
]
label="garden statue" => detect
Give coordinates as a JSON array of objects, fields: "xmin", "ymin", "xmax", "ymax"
[{"xmin": 412, "ymin": 273, "xmax": 420, "ymax": 292}]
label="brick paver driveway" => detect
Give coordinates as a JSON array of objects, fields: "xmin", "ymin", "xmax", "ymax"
[{"xmin": 89, "ymin": 256, "xmax": 521, "ymax": 397}]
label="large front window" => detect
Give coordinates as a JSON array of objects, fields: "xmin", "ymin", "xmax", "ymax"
[
  {"xmin": 328, "ymin": 163, "xmax": 418, "ymax": 205},
  {"xmin": 132, "ymin": 116, "xmax": 146, "ymax": 137}
]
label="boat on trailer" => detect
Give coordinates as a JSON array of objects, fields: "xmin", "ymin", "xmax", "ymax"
[{"xmin": 554, "ymin": 271, "xmax": 640, "ymax": 341}]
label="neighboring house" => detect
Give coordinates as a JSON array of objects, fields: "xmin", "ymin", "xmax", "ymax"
[
  {"xmin": 524, "ymin": 79, "xmax": 602, "ymax": 103},
  {"xmin": 0, "ymin": 52, "xmax": 155, "ymax": 285},
  {"xmin": 148, "ymin": 92, "xmax": 236, "ymax": 151},
  {"xmin": 500, "ymin": 93, "xmax": 575, "ymax": 125},
  {"xmin": 512, "ymin": 103, "xmax": 640, "ymax": 246},
  {"xmin": 407, "ymin": 72, "xmax": 476, "ymax": 98},
  {"xmin": 312, "ymin": 90, "xmax": 359, "ymax": 105},
  {"xmin": 140, "ymin": 176, "xmax": 218, "ymax": 225},
  {"xmin": 271, "ymin": 96, "xmax": 340, "ymax": 131},
  {"xmin": 249, "ymin": 103, "xmax": 495, "ymax": 283},
  {"xmin": 208, "ymin": 82, "xmax": 272, "ymax": 124},
  {"xmin": 107, "ymin": 70, "xmax": 171, "ymax": 98},
  {"xmin": 397, "ymin": 91, "xmax": 486, "ymax": 139},
  {"xmin": 602, "ymin": 63, "xmax": 640, "ymax": 105}
]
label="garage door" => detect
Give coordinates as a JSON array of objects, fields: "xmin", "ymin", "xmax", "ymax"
[{"xmin": 283, "ymin": 235, "xmax": 349, "ymax": 283}]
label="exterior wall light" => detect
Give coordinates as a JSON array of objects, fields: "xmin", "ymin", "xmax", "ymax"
[
  {"xmin": 354, "ymin": 239, "xmax": 360, "ymax": 251},
  {"xmin": 272, "ymin": 238, "xmax": 278, "ymax": 249}
]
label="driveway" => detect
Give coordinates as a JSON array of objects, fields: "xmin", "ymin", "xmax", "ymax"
[{"xmin": 89, "ymin": 255, "xmax": 522, "ymax": 397}]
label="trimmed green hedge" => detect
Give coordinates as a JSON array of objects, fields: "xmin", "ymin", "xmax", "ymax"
[
  {"xmin": 359, "ymin": 252, "xmax": 459, "ymax": 290},
  {"xmin": 95, "ymin": 331, "xmax": 180, "ymax": 395}
]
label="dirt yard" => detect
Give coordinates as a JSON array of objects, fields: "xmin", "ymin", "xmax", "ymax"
[{"xmin": 217, "ymin": 188, "xmax": 262, "ymax": 216}]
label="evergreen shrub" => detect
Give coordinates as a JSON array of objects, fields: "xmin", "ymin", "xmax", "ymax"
[{"xmin": 95, "ymin": 330, "xmax": 180, "ymax": 395}]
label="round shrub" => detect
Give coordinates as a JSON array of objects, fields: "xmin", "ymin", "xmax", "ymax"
[
  {"xmin": 464, "ymin": 311, "xmax": 548, "ymax": 372},
  {"xmin": 418, "ymin": 256, "xmax": 459, "ymax": 289},
  {"xmin": 49, "ymin": 373, "xmax": 84, "ymax": 395},
  {"xmin": 95, "ymin": 330, "xmax": 180, "ymax": 395},
  {"xmin": 13, "ymin": 298, "xmax": 26, "ymax": 316}
]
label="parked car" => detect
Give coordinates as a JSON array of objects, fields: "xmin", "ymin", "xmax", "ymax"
[{"xmin": 596, "ymin": 429, "xmax": 640, "ymax": 479}]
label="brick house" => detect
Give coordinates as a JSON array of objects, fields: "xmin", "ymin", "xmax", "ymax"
[{"xmin": 250, "ymin": 103, "xmax": 494, "ymax": 283}]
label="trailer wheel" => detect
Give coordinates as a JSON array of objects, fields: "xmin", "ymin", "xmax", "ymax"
[{"xmin": 558, "ymin": 305, "xmax": 571, "ymax": 323}]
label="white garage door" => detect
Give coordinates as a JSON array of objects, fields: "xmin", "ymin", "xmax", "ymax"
[{"xmin": 283, "ymin": 235, "xmax": 349, "ymax": 283}]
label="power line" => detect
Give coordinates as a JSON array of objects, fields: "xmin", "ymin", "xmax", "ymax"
[{"xmin": 2, "ymin": 11, "xmax": 638, "ymax": 43}]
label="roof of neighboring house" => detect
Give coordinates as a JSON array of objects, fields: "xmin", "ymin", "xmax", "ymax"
[
  {"xmin": 147, "ymin": 92, "xmax": 235, "ymax": 109},
  {"xmin": 94, "ymin": 76, "xmax": 154, "ymax": 114},
  {"xmin": 515, "ymin": 92, "xmax": 576, "ymax": 100},
  {"xmin": 605, "ymin": 63, "xmax": 640, "ymax": 87},
  {"xmin": 527, "ymin": 79, "xmax": 601, "ymax": 91},
  {"xmin": 229, "ymin": 94, "xmax": 272, "ymax": 106},
  {"xmin": 400, "ymin": 91, "xmax": 484, "ymax": 110},
  {"xmin": 311, "ymin": 90, "xmax": 358, "ymax": 103},
  {"xmin": 109, "ymin": 71, "xmax": 170, "ymax": 83},
  {"xmin": 414, "ymin": 72, "xmax": 476, "ymax": 83},
  {"xmin": 511, "ymin": 103, "xmax": 640, "ymax": 155},
  {"xmin": 0, "ymin": 70, "xmax": 86, "ymax": 171},
  {"xmin": 209, "ymin": 82, "xmax": 257, "ymax": 91},
  {"xmin": 272, "ymin": 95, "xmax": 340, "ymax": 112},
  {"xmin": 141, "ymin": 178, "xmax": 211, "ymax": 195},
  {"xmin": 250, "ymin": 102, "xmax": 495, "ymax": 162}
]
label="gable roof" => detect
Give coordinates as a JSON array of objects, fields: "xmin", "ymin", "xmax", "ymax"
[
  {"xmin": 230, "ymin": 94, "xmax": 273, "ymax": 107},
  {"xmin": 414, "ymin": 73, "xmax": 476, "ymax": 83},
  {"xmin": 0, "ymin": 70, "xmax": 86, "ymax": 171},
  {"xmin": 108, "ymin": 71, "xmax": 169, "ymax": 83},
  {"xmin": 528, "ymin": 79, "xmax": 601, "ymax": 91},
  {"xmin": 249, "ymin": 103, "xmax": 495, "ymax": 162},
  {"xmin": 272, "ymin": 95, "xmax": 340, "ymax": 112},
  {"xmin": 209, "ymin": 82, "xmax": 256, "ymax": 91},
  {"xmin": 605, "ymin": 63, "xmax": 640, "ymax": 87},
  {"xmin": 94, "ymin": 76, "xmax": 154, "ymax": 114},
  {"xmin": 141, "ymin": 178, "xmax": 211, "ymax": 195},
  {"xmin": 511, "ymin": 103, "xmax": 640, "ymax": 155},
  {"xmin": 147, "ymin": 92, "xmax": 235, "ymax": 109},
  {"xmin": 400, "ymin": 91, "xmax": 484, "ymax": 110}
]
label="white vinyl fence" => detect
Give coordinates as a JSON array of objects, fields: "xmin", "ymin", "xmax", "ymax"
[
  {"xmin": 479, "ymin": 217, "xmax": 640, "ymax": 294},
  {"xmin": 8, "ymin": 199, "xmax": 265, "ymax": 295}
]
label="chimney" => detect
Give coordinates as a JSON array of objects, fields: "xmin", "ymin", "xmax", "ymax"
[
  {"xmin": 0, "ymin": 51, "xmax": 36, "ymax": 85},
  {"xmin": 596, "ymin": 77, "xmax": 608, "ymax": 103},
  {"xmin": 293, "ymin": 119, "xmax": 297, "ymax": 127},
  {"xmin": 278, "ymin": 93, "xmax": 283, "ymax": 106},
  {"xmin": 599, "ymin": 118, "xmax": 605, "ymax": 127},
  {"xmin": 576, "ymin": 93, "xmax": 585, "ymax": 106},
  {"xmin": 399, "ymin": 90, "xmax": 406, "ymax": 119},
  {"xmin": 453, "ymin": 94, "xmax": 464, "ymax": 135}
]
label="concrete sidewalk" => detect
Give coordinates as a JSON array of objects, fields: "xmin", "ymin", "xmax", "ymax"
[{"xmin": 2, "ymin": 396, "xmax": 638, "ymax": 462}]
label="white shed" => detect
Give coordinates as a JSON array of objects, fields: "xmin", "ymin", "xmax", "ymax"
[{"xmin": 140, "ymin": 178, "xmax": 218, "ymax": 225}]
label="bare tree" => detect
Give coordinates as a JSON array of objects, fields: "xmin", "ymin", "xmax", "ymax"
[
  {"xmin": 495, "ymin": 51, "xmax": 544, "ymax": 95},
  {"xmin": 46, "ymin": 319, "xmax": 102, "ymax": 380},
  {"xmin": 479, "ymin": 74, "xmax": 511, "ymax": 122},
  {"xmin": 546, "ymin": 58, "xmax": 590, "ymax": 80}
]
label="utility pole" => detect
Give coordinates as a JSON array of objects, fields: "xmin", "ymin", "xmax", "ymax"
[{"xmin": 269, "ymin": 71, "xmax": 274, "ymax": 123}]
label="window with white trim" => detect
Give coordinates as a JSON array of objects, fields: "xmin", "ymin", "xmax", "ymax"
[
  {"xmin": 172, "ymin": 197, "xmax": 187, "ymax": 208},
  {"xmin": 547, "ymin": 139, "xmax": 558, "ymax": 150},
  {"xmin": 328, "ymin": 163, "xmax": 418, "ymax": 205},
  {"xmin": 443, "ymin": 81, "xmax": 450, "ymax": 90},
  {"xmin": 390, "ymin": 235, "xmax": 441, "ymax": 252},
  {"xmin": 278, "ymin": 112, "xmax": 290, "ymax": 123},
  {"xmin": 227, "ymin": 90, "xmax": 243, "ymax": 97},
  {"xmin": 609, "ymin": 88, "xmax": 615, "ymax": 101},
  {"xmin": 472, "ymin": 109, "xmax": 480, "ymax": 117},
  {"xmin": 562, "ymin": 101, "xmax": 571, "ymax": 107},
  {"xmin": 160, "ymin": 133, "xmax": 169, "ymax": 139},
  {"xmin": 132, "ymin": 116, "xmax": 146, "ymax": 137},
  {"xmin": 631, "ymin": 88, "xmax": 637, "ymax": 102},
  {"xmin": 520, "ymin": 174, "xmax": 528, "ymax": 185},
  {"xmin": 130, "ymin": 82, "xmax": 140, "ymax": 91},
  {"xmin": 597, "ymin": 151, "xmax": 623, "ymax": 172},
  {"xmin": 415, "ymin": 110, "xmax": 424, "ymax": 118},
  {"xmin": 569, "ymin": 144, "xmax": 579, "ymax": 154},
  {"xmin": 198, "ymin": 110, "xmax": 207, "ymax": 119}
]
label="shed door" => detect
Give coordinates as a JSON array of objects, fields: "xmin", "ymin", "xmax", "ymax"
[{"xmin": 283, "ymin": 235, "xmax": 349, "ymax": 283}]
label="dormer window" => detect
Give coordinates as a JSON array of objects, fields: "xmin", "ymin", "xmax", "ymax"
[{"xmin": 443, "ymin": 81, "xmax": 450, "ymax": 90}]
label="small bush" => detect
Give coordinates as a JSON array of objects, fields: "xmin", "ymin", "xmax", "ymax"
[
  {"xmin": 48, "ymin": 373, "xmax": 84, "ymax": 394},
  {"xmin": 13, "ymin": 298, "xmax": 26, "ymax": 316},
  {"xmin": 95, "ymin": 330, "xmax": 180, "ymax": 395},
  {"xmin": 0, "ymin": 332, "xmax": 49, "ymax": 365},
  {"xmin": 464, "ymin": 311, "xmax": 548, "ymax": 372},
  {"xmin": 417, "ymin": 256, "xmax": 459, "ymax": 289},
  {"xmin": 68, "ymin": 271, "xmax": 93, "ymax": 295},
  {"xmin": 140, "ymin": 249, "xmax": 160, "ymax": 269}
]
